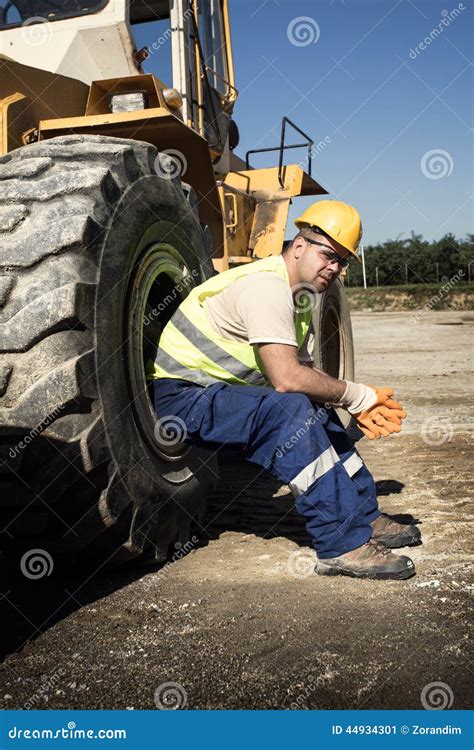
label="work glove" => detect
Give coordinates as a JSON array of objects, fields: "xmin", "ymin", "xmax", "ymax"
[{"xmin": 336, "ymin": 382, "xmax": 407, "ymax": 440}]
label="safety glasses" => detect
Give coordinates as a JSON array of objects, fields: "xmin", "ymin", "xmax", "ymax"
[{"xmin": 304, "ymin": 238, "xmax": 350, "ymax": 270}]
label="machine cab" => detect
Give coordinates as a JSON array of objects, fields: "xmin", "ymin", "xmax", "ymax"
[{"xmin": 0, "ymin": 0, "xmax": 237, "ymax": 156}]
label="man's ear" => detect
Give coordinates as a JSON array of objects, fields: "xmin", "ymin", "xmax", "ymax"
[{"xmin": 292, "ymin": 237, "xmax": 305, "ymax": 259}]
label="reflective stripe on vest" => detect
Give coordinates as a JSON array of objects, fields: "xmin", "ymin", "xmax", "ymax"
[
  {"xmin": 170, "ymin": 309, "xmax": 267, "ymax": 386},
  {"xmin": 153, "ymin": 348, "xmax": 218, "ymax": 387},
  {"xmin": 150, "ymin": 255, "xmax": 312, "ymax": 387}
]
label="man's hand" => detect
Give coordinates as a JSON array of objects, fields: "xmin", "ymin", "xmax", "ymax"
[{"xmin": 340, "ymin": 383, "xmax": 407, "ymax": 439}]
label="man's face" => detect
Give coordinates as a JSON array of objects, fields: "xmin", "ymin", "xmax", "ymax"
[{"xmin": 293, "ymin": 232, "xmax": 351, "ymax": 293}]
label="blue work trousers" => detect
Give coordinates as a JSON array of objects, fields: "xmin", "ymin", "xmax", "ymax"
[{"xmin": 152, "ymin": 378, "xmax": 380, "ymax": 559}]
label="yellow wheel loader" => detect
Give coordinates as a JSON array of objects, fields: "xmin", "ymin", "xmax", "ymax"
[{"xmin": 0, "ymin": 0, "xmax": 354, "ymax": 563}]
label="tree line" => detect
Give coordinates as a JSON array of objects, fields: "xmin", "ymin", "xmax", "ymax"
[{"xmin": 345, "ymin": 233, "xmax": 473, "ymax": 287}]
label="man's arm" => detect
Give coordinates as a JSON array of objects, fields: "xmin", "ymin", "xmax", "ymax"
[
  {"xmin": 258, "ymin": 343, "xmax": 407, "ymax": 440},
  {"xmin": 258, "ymin": 342, "xmax": 346, "ymax": 404}
]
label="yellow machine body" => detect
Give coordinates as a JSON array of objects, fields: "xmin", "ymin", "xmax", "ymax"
[{"xmin": 0, "ymin": 0, "xmax": 326, "ymax": 271}]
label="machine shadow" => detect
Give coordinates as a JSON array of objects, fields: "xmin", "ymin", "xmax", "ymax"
[
  {"xmin": 0, "ymin": 555, "xmax": 160, "ymax": 663},
  {"xmin": 0, "ymin": 457, "xmax": 416, "ymax": 663}
]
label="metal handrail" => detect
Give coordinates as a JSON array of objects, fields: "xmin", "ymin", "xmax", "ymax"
[
  {"xmin": 202, "ymin": 64, "xmax": 239, "ymax": 104},
  {"xmin": 245, "ymin": 116, "xmax": 314, "ymax": 188},
  {"xmin": 215, "ymin": 181, "xmax": 252, "ymax": 198}
]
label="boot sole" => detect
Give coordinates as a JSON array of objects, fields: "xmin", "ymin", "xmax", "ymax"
[{"xmin": 314, "ymin": 562, "xmax": 416, "ymax": 580}]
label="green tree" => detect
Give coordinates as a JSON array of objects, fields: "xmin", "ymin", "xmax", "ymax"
[{"xmin": 346, "ymin": 233, "xmax": 473, "ymax": 287}]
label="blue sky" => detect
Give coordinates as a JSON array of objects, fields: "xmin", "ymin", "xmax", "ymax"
[{"xmin": 137, "ymin": 0, "xmax": 473, "ymax": 246}]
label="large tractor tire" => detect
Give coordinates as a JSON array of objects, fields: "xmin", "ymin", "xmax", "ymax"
[
  {"xmin": 0, "ymin": 134, "xmax": 218, "ymax": 565},
  {"xmin": 312, "ymin": 279, "xmax": 355, "ymax": 428}
]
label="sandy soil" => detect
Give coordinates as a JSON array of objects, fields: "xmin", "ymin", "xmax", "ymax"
[{"xmin": 0, "ymin": 311, "xmax": 472, "ymax": 710}]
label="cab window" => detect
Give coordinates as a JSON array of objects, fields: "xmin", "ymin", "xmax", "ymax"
[{"xmin": 0, "ymin": 0, "xmax": 108, "ymax": 28}]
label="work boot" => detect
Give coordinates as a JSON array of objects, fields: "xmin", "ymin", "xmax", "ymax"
[
  {"xmin": 314, "ymin": 539, "xmax": 415, "ymax": 580},
  {"xmin": 370, "ymin": 512, "xmax": 421, "ymax": 548}
]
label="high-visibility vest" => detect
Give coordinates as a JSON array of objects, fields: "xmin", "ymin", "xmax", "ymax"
[{"xmin": 149, "ymin": 255, "xmax": 312, "ymax": 387}]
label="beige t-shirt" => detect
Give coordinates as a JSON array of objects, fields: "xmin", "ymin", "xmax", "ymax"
[{"xmin": 203, "ymin": 262, "xmax": 315, "ymax": 363}]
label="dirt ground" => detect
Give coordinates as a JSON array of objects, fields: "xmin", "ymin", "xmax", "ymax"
[{"xmin": 0, "ymin": 311, "xmax": 472, "ymax": 710}]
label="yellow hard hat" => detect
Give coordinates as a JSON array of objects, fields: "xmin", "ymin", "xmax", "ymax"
[{"xmin": 295, "ymin": 200, "xmax": 362, "ymax": 258}]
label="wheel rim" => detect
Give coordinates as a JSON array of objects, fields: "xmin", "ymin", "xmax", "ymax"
[
  {"xmin": 126, "ymin": 241, "xmax": 194, "ymax": 461},
  {"xmin": 321, "ymin": 298, "xmax": 342, "ymax": 379}
]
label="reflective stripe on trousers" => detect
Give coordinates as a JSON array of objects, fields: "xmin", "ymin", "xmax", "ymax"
[
  {"xmin": 152, "ymin": 378, "xmax": 380, "ymax": 559},
  {"xmin": 289, "ymin": 445, "xmax": 364, "ymax": 495}
]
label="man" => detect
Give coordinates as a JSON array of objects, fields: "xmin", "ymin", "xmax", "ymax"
[{"xmin": 151, "ymin": 200, "xmax": 421, "ymax": 580}]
